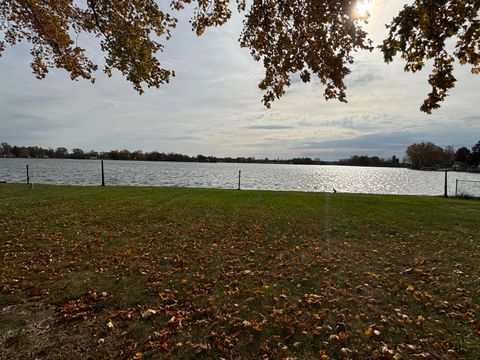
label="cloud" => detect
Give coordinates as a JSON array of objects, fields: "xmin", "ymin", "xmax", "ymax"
[
  {"xmin": 240, "ymin": 126, "xmax": 480, "ymax": 161},
  {"xmin": 345, "ymin": 57, "xmax": 385, "ymax": 88},
  {"xmin": 290, "ymin": 131, "xmax": 422, "ymax": 151},
  {"xmin": 246, "ymin": 124, "xmax": 295, "ymax": 130},
  {"xmin": 459, "ymin": 115, "xmax": 480, "ymax": 124},
  {"xmin": 297, "ymin": 113, "xmax": 404, "ymax": 131},
  {"xmin": 0, "ymin": 1, "xmax": 479, "ymax": 160},
  {"xmin": 91, "ymin": 99, "xmax": 121, "ymax": 110}
]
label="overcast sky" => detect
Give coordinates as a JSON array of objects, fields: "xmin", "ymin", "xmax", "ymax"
[{"xmin": 0, "ymin": 1, "xmax": 479, "ymax": 160}]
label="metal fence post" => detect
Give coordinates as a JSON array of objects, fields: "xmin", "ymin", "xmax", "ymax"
[
  {"xmin": 26, "ymin": 165, "xmax": 30, "ymax": 185},
  {"xmin": 444, "ymin": 170, "xmax": 448, "ymax": 198},
  {"xmin": 101, "ymin": 160, "xmax": 105, "ymax": 186},
  {"xmin": 238, "ymin": 170, "xmax": 241, "ymax": 190}
]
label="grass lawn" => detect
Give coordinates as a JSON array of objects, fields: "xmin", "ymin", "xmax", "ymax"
[{"xmin": 0, "ymin": 183, "xmax": 479, "ymax": 359}]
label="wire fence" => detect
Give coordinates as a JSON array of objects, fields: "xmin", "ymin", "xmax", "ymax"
[
  {"xmin": 2, "ymin": 159, "xmax": 480, "ymax": 197},
  {"xmin": 455, "ymin": 179, "xmax": 480, "ymax": 198}
]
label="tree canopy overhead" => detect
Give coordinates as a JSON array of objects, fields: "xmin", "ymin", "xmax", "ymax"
[
  {"xmin": 381, "ymin": 0, "xmax": 479, "ymax": 113},
  {"xmin": 0, "ymin": 0, "xmax": 478, "ymax": 112}
]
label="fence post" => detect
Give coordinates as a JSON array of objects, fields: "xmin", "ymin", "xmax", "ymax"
[
  {"xmin": 238, "ymin": 170, "xmax": 241, "ymax": 190},
  {"xmin": 26, "ymin": 165, "xmax": 30, "ymax": 185},
  {"xmin": 455, "ymin": 179, "xmax": 458, "ymax": 197},
  {"xmin": 101, "ymin": 160, "xmax": 105, "ymax": 187},
  {"xmin": 444, "ymin": 170, "xmax": 448, "ymax": 198}
]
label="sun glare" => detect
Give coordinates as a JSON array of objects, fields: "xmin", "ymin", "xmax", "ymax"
[{"xmin": 354, "ymin": 0, "xmax": 371, "ymax": 18}]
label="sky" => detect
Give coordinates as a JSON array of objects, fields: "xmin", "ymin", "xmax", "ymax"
[{"xmin": 0, "ymin": 1, "xmax": 479, "ymax": 161}]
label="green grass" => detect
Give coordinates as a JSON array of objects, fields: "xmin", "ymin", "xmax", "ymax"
[{"xmin": 1, "ymin": 184, "xmax": 479, "ymax": 359}]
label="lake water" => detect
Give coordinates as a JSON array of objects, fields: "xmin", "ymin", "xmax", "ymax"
[{"xmin": 1, "ymin": 158, "xmax": 480, "ymax": 196}]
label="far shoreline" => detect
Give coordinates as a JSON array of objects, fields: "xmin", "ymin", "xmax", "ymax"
[{"xmin": 3, "ymin": 156, "xmax": 480, "ymax": 173}]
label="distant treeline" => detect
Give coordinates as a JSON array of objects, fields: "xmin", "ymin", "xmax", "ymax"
[
  {"xmin": 0, "ymin": 142, "xmax": 403, "ymax": 167},
  {"xmin": 405, "ymin": 140, "xmax": 480, "ymax": 170},
  {"xmin": 338, "ymin": 155, "xmax": 401, "ymax": 167}
]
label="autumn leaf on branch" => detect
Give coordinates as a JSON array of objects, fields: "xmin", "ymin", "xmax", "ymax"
[
  {"xmin": 0, "ymin": 0, "xmax": 478, "ymax": 112},
  {"xmin": 381, "ymin": 0, "xmax": 480, "ymax": 113},
  {"xmin": 239, "ymin": 0, "xmax": 373, "ymax": 107}
]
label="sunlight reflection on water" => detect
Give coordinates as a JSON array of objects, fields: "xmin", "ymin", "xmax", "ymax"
[{"xmin": 1, "ymin": 158, "xmax": 480, "ymax": 196}]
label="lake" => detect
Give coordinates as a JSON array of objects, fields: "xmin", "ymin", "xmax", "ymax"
[{"xmin": 1, "ymin": 158, "xmax": 480, "ymax": 196}]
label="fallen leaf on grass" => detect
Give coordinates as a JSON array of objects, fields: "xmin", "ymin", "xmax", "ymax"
[
  {"xmin": 141, "ymin": 309, "xmax": 157, "ymax": 318},
  {"xmin": 381, "ymin": 344, "xmax": 394, "ymax": 356},
  {"xmin": 413, "ymin": 352, "xmax": 430, "ymax": 358}
]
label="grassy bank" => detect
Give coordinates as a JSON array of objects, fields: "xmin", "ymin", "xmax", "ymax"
[{"xmin": 0, "ymin": 184, "xmax": 479, "ymax": 359}]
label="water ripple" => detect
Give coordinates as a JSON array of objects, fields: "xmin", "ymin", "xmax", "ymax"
[{"xmin": 1, "ymin": 158, "xmax": 479, "ymax": 196}]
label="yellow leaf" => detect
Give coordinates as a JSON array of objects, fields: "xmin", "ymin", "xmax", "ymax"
[
  {"xmin": 364, "ymin": 328, "xmax": 372, "ymax": 336},
  {"xmin": 133, "ymin": 352, "xmax": 143, "ymax": 359},
  {"xmin": 366, "ymin": 272, "xmax": 380, "ymax": 279},
  {"xmin": 319, "ymin": 349, "xmax": 329, "ymax": 359},
  {"xmin": 406, "ymin": 284, "xmax": 414, "ymax": 291}
]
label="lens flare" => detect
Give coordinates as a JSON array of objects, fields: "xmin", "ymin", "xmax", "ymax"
[{"xmin": 354, "ymin": 0, "xmax": 371, "ymax": 18}]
